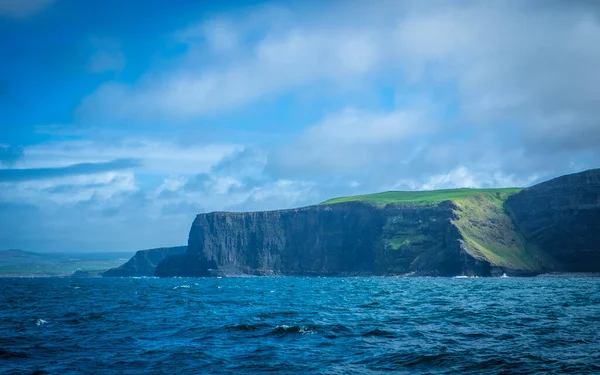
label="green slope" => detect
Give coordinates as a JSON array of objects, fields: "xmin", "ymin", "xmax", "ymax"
[{"xmin": 451, "ymin": 193, "xmax": 553, "ymax": 271}]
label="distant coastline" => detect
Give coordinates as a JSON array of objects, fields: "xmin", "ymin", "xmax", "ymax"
[{"xmin": 0, "ymin": 249, "xmax": 133, "ymax": 277}]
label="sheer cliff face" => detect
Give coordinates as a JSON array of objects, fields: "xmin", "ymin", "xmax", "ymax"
[
  {"xmin": 156, "ymin": 202, "xmax": 487, "ymax": 277},
  {"xmin": 506, "ymin": 169, "xmax": 600, "ymax": 272},
  {"xmin": 190, "ymin": 204, "xmax": 384, "ymax": 275}
]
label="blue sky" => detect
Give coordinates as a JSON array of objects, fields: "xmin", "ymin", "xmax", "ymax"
[{"xmin": 1, "ymin": 0, "xmax": 599, "ymax": 252}]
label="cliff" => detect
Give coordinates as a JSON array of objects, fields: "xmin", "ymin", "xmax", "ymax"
[
  {"xmin": 155, "ymin": 193, "xmax": 538, "ymax": 277},
  {"xmin": 505, "ymin": 169, "xmax": 600, "ymax": 272},
  {"xmin": 156, "ymin": 202, "xmax": 484, "ymax": 277},
  {"xmin": 151, "ymin": 168, "xmax": 599, "ymax": 277},
  {"xmin": 102, "ymin": 246, "xmax": 186, "ymax": 277}
]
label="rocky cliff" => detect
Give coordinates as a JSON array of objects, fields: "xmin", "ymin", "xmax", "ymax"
[
  {"xmin": 506, "ymin": 169, "xmax": 600, "ymax": 272},
  {"xmin": 103, "ymin": 246, "xmax": 186, "ymax": 277},
  {"xmin": 155, "ymin": 200, "xmax": 519, "ymax": 277},
  {"xmin": 149, "ymin": 168, "xmax": 600, "ymax": 277}
]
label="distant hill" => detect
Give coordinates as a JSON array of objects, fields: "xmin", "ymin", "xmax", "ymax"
[
  {"xmin": 0, "ymin": 249, "xmax": 43, "ymax": 260},
  {"xmin": 0, "ymin": 250, "xmax": 134, "ymax": 277}
]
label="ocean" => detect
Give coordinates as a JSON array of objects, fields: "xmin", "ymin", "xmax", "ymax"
[{"xmin": 1, "ymin": 276, "xmax": 599, "ymax": 374}]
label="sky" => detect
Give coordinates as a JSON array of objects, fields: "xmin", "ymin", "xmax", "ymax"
[{"xmin": 1, "ymin": 0, "xmax": 599, "ymax": 252}]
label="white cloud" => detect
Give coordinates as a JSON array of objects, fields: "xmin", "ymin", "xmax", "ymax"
[
  {"xmin": 156, "ymin": 175, "xmax": 187, "ymax": 195},
  {"xmin": 304, "ymin": 107, "xmax": 428, "ymax": 145},
  {"xmin": 391, "ymin": 166, "xmax": 542, "ymax": 191},
  {"xmin": 78, "ymin": 1, "xmax": 600, "ymax": 160},
  {"xmin": 1, "ymin": 171, "xmax": 137, "ymax": 205},
  {"xmin": 0, "ymin": 140, "xmax": 250, "ymax": 251},
  {"xmin": 17, "ymin": 139, "xmax": 240, "ymax": 175},
  {"xmin": 78, "ymin": 22, "xmax": 385, "ymax": 120},
  {"xmin": 271, "ymin": 106, "xmax": 432, "ymax": 175},
  {"xmin": 151, "ymin": 145, "xmax": 317, "ymax": 213},
  {"xmin": 419, "ymin": 166, "xmax": 480, "ymax": 190},
  {"xmin": 225, "ymin": 179, "xmax": 317, "ymax": 212}
]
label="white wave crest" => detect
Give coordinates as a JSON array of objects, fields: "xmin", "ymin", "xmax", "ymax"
[{"xmin": 173, "ymin": 285, "xmax": 191, "ymax": 289}]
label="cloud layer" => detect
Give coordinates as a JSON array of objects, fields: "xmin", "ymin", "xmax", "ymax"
[
  {"xmin": 0, "ymin": 158, "xmax": 138, "ymax": 182},
  {"xmin": 1, "ymin": 0, "xmax": 599, "ymax": 252}
]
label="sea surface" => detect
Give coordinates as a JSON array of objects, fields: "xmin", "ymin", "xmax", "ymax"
[{"xmin": 1, "ymin": 276, "xmax": 599, "ymax": 374}]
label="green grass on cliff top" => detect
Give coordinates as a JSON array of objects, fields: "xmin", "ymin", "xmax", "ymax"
[{"xmin": 320, "ymin": 188, "xmax": 523, "ymax": 206}]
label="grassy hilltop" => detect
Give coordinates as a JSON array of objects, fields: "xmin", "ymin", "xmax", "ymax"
[{"xmin": 320, "ymin": 188, "xmax": 523, "ymax": 206}]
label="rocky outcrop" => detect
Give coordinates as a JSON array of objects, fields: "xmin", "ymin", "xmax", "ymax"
[
  {"xmin": 506, "ymin": 169, "xmax": 600, "ymax": 272},
  {"xmin": 102, "ymin": 246, "xmax": 186, "ymax": 277}
]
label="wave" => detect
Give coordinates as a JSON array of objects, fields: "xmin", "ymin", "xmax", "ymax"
[
  {"xmin": 173, "ymin": 285, "xmax": 191, "ymax": 289},
  {"xmin": 271, "ymin": 325, "xmax": 315, "ymax": 335},
  {"xmin": 221, "ymin": 323, "xmax": 318, "ymax": 336}
]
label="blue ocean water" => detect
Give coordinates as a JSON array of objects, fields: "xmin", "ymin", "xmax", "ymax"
[{"xmin": 1, "ymin": 277, "xmax": 599, "ymax": 374}]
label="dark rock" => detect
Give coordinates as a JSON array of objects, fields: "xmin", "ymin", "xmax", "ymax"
[
  {"xmin": 506, "ymin": 169, "xmax": 600, "ymax": 272},
  {"xmin": 154, "ymin": 252, "xmax": 218, "ymax": 277},
  {"xmin": 102, "ymin": 246, "xmax": 187, "ymax": 277}
]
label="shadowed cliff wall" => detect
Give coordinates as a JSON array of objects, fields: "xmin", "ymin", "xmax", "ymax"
[
  {"xmin": 506, "ymin": 169, "xmax": 600, "ymax": 272},
  {"xmin": 156, "ymin": 202, "xmax": 488, "ymax": 277}
]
